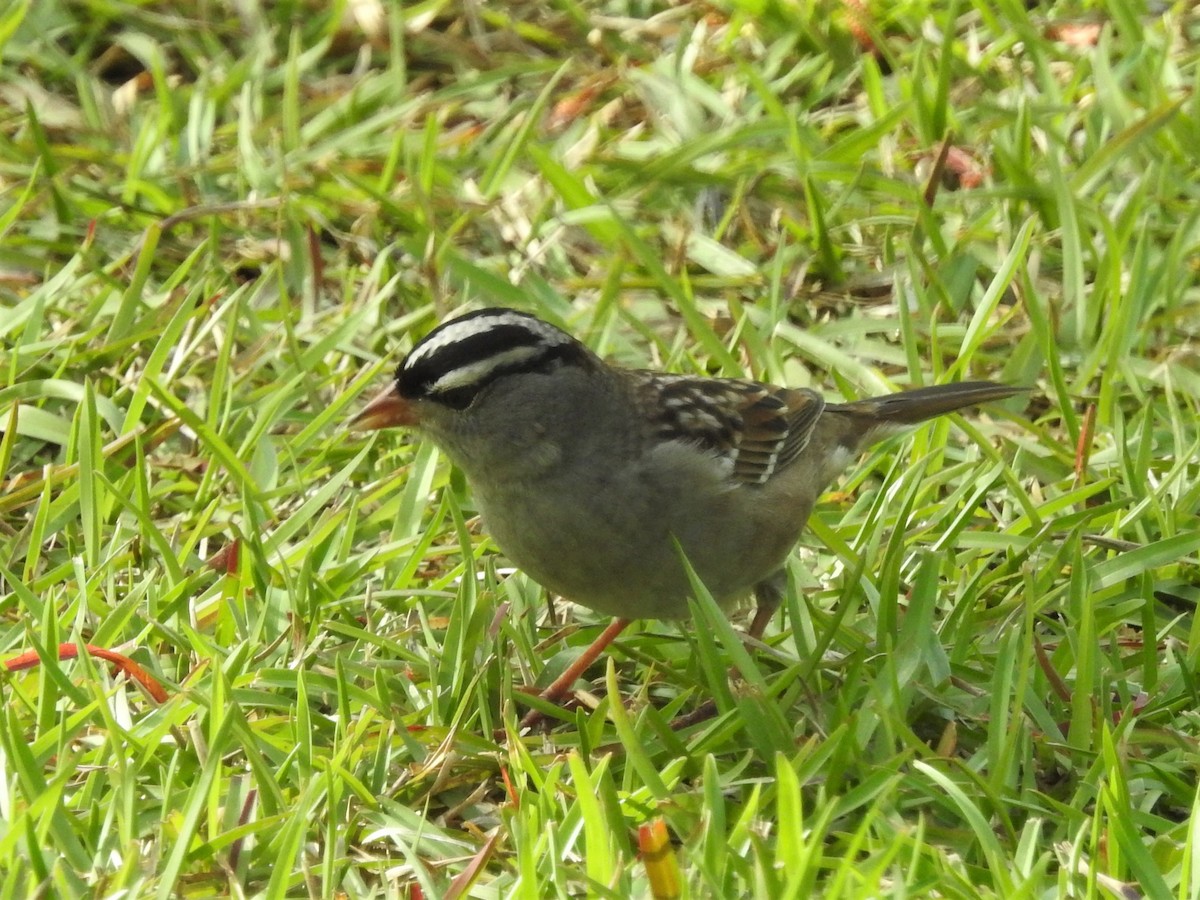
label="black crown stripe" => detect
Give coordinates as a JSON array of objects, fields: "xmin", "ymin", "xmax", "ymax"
[{"xmin": 395, "ymin": 311, "xmax": 591, "ymax": 410}]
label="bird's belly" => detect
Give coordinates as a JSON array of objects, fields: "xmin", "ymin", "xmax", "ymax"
[
  {"xmin": 475, "ymin": 480, "xmax": 689, "ymax": 618},
  {"xmin": 473, "ymin": 474, "xmax": 803, "ymax": 620}
]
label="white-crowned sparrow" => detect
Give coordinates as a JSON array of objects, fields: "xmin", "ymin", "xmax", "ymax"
[{"xmin": 352, "ymin": 307, "xmax": 1019, "ymax": 717}]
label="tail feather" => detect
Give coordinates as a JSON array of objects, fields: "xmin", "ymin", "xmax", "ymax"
[{"xmin": 830, "ymin": 381, "xmax": 1023, "ymax": 424}]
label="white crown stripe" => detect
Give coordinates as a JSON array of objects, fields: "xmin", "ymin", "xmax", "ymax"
[
  {"xmin": 427, "ymin": 344, "xmax": 549, "ymax": 395},
  {"xmin": 407, "ymin": 311, "xmax": 572, "ymax": 368}
]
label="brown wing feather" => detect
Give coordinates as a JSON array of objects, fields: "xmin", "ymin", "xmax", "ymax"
[
  {"xmin": 761, "ymin": 387, "xmax": 826, "ymax": 475},
  {"xmin": 635, "ymin": 372, "xmax": 826, "ymax": 486}
]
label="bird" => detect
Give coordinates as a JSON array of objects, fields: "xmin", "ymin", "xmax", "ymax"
[{"xmin": 351, "ymin": 307, "xmax": 1019, "ymax": 726}]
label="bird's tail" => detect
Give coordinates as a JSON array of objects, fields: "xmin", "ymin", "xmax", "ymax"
[{"xmin": 829, "ymin": 381, "xmax": 1022, "ymax": 424}]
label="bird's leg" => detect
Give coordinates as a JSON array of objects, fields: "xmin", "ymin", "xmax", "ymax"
[
  {"xmin": 669, "ymin": 572, "xmax": 785, "ymax": 730},
  {"xmin": 747, "ymin": 571, "xmax": 785, "ymax": 640},
  {"xmin": 517, "ymin": 617, "xmax": 632, "ymax": 731},
  {"xmin": 517, "ymin": 574, "xmax": 785, "ymax": 733}
]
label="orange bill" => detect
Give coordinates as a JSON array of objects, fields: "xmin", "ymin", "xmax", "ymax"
[{"xmin": 349, "ymin": 383, "xmax": 416, "ymax": 430}]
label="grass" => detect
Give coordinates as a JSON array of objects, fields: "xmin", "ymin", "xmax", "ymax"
[{"xmin": 2, "ymin": 0, "xmax": 1199, "ymax": 896}]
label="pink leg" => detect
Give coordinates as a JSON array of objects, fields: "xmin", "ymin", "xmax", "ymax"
[{"xmin": 517, "ymin": 617, "xmax": 632, "ymax": 731}]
